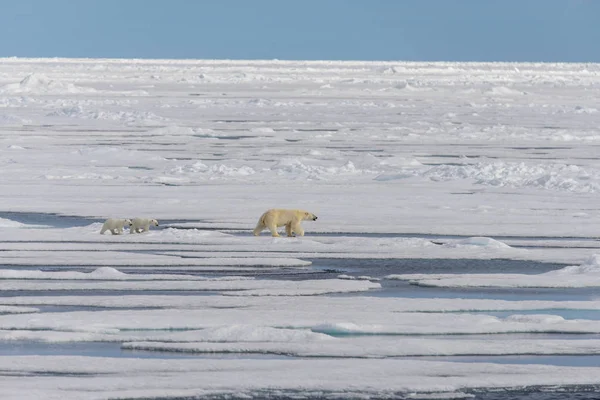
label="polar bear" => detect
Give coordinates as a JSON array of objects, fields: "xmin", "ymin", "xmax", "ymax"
[
  {"xmin": 130, "ymin": 218, "xmax": 159, "ymax": 234},
  {"xmin": 100, "ymin": 218, "xmax": 132, "ymax": 235},
  {"xmin": 253, "ymin": 209, "xmax": 317, "ymax": 237}
]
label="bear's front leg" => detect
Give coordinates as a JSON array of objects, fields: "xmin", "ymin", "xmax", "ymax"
[{"xmin": 292, "ymin": 222, "xmax": 304, "ymax": 237}]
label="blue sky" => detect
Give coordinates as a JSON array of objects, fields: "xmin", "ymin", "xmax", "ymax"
[{"xmin": 1, "ymin": 0, "xmax": 598, "ymax": 62}]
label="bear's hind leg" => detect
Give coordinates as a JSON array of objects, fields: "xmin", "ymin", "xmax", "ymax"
[
  {"xmin": 285, "ymin": 223, "xmax": 293, "ymax": 237},
  {"xmin": 253, "ymin": 222, "xmax": 266, "ymax": 236},
  {"xmin": 267, "ymin": 223, "xmax": 280, "ymax": 237}
]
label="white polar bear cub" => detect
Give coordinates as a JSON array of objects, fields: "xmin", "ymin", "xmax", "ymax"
[
  {"xmin": 130, "ymin": 218, "xmax": 159, "ymax": 234},
  {"xmin": 253, "ymin": 209, "xmax": 317, "ymax": 237},
  {"xmin": 100, "ymin": 218, "xmax": 132, "ymax": 235}
]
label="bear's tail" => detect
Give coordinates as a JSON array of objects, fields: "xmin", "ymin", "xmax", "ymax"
[{"xmin": 258, "ymin": 212, "xmax": 267, "ymax": 226}]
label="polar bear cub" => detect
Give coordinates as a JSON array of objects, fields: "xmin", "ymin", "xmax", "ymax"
[
  {"xmin": 100, "ymin": 218, "xmax": 132, "ymax": 235},
  {"xmin": 130, "ymin": 218, "xmax": 159, "ymax": 234},
  {"xmin": 253, "ymin": 209, "xmax": 317, "ymax": 237}
]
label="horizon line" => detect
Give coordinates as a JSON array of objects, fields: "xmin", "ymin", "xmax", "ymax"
[{"xmin": 1, "ymin": 56, "xmax": 598, "ymax": 66}]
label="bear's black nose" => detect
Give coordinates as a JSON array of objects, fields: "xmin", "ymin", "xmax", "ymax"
[{"xmin": 314, "ymin": 216, "xmax": 318, "ymax": 220}]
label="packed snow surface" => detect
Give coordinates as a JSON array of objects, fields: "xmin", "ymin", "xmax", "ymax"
[{"xmin": 2, "ymin": 58, "xmax": 600, "ymax": 398}]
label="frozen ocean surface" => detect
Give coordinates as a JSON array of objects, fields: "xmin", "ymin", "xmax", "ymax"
[{"xmin": 1, "ymin": 58, "xmax": 600, "ymax": 398}]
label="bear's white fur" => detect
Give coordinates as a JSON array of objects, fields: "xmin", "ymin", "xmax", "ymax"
[
  {"xmin": 130, "ymin": 218, "xmax": 159, "ymax": 234},
  {"xmin": 253, "ymin": 209, "xmax": 317, "ymax": 237},
  {"xmin": 100, "ymin": 218, "xmax": 132, "ymax": 235}
]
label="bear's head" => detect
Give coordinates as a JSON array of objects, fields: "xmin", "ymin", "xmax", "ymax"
[
  {"xmin": 151, "ymin": 219, "xmax": 159, "ymax": 226},
  {"xmin": 125, "ymin": 219, "xmax": 132, "ymax": 226},
  {"xmin": 303, "ymin": 212, "xmax": 318, "ymax": 221}
]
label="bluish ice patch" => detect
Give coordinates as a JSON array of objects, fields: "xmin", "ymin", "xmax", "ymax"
[
  {"xmin": 480, "ymin": 309, "xmax": 600, "ymax": 321},
  {"xmin": 350, "ymin": 280, "xmax": 600, "ymax": 302},
  {"xmin": 33, "ymin": 305, "xmax": 154, "ymax": 313},
  {"xmin": 0, "ymin": 211, "xmax": 203, "ymax": 230},
  {"xmin": 417, "ymin": 354, "xmax": 600, "ymax": 368},
  {"xmin": 0, "ymin": 341, "xmax": 288, "ymax": 360},
  {"xmin": 427, "ymin": 333, "xmax": 600, "ymax": 341},
  {"xmin": 0, "ymin": 290, "xmax": 221, "ymax": 298},
  {"xmin": 0, "ymin": 211, "xmax": 99, "ymax": 228}
]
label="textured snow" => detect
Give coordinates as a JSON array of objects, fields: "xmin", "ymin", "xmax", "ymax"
[
  {"xmin": 0, "ymin": 73, "xmax": 97, "ymax": 95},
  {"xmin": 1, "ymin": 294, "xmax": 600, "ymax": 312},
  {"xmin": 0, "ymin": 267, "xmax": 250, "ymax": 281},
  {"xmin": 2, "ymin": 58, "xmax": 600, "ymax": 398},
  {"xmin": 1, "ymin": 307, "xmax": 599, "ymax": 335},
  {"xmin": 0, "ymin": 306, "xmax": 39, "ymax": 315},
  {"xmin": 0, "ymin": 278, "xmax": 379, "ymax": 295},
  {"xmin": 122, "ymin": 335, "xmax": 600, "ymax": 357},
  {"xmin": 1, "ymin": 356, "xmax": 600, "ymax": 400}
]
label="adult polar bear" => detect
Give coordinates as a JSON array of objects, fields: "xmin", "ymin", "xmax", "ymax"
[
  {"xmin": 130, "ymin": 218, "xmax": 159, "ymax": 234},
  {"xmin": 100, "ymin": 218, "xmax": 132, "ymax": 235},
  {"xmin": 253, "ymin": 209, "xmax": 317, "ymax": 237}
]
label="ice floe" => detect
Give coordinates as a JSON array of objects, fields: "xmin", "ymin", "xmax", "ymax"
[
  {"xmin": 2, "ymin": 58, "xmax": 600, "ymax": 398},
  {"xmin": 1, "ymin": 356, "xmax": 600, "ymax": 399}
]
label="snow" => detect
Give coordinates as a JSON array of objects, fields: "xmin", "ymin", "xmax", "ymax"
[
  {"xmin": 0, "ymin": 217, "xmax": 26, "ymax": 228},
  {"xmin": 0, "ymin": 73, "xmax": 97, "ymax": 95},
  {"xmin": 2, "ymin": 57, "xmax": 600, "ymax": 398},
  {"xmin": 2, "ymin": 294, "xmax": 600, "ymax": 312},
  {"xmin": 0, "ymin": 306, "xmax": 39, "ymax": 315},
  {"xmin": 1, "ymin": 356, "xmax": 600, "ymax": 400},
  {"xmin": 0, "ymin": 278, "xmax": 379, "ymax": 295},
  {"xmin": 0, "ymin": 266, "xmax": 253, "ymax": 281},
  {"xmin": 122, "ymin": 336, "xmax": 600, "ymax": 357},
  {"xmin": 1, "ymin": 305, "xmax": 600, "ymax": 336}
]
